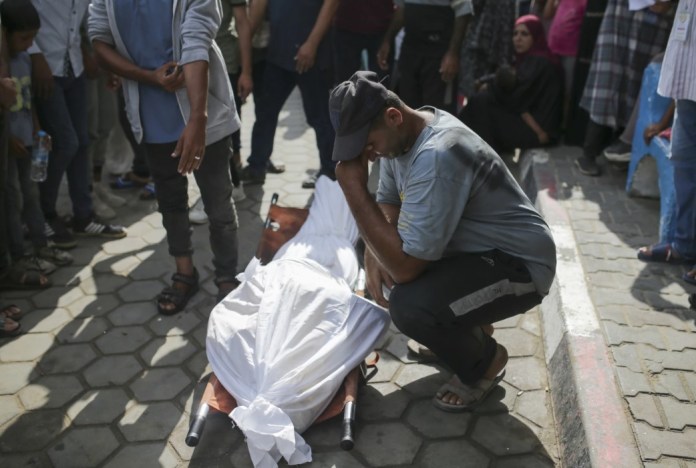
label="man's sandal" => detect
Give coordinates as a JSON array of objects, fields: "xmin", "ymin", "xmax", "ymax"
[
  {"xmin": 0, "ymin": 267, "xmax": 51, "ymax": 290},
  {"xmin": 433, "ymin": 370, "xmax": 506, "ymax": 413},
  {"xmin": 637, "ymin": 243, "xmax": 694, "ymax": 265},
  {"xmin": 0, "ymin": 317, "xmax": 22, "ymax": 338},
  {"xmin": 1, "ymin": 304, "xmax": 23, "ymax": 321},
  {"xmin": 157, "ymin": 269, "xmax": 199, "ymax": 316},
  {"xmin": 407, "ymin": 325, "xmax": 495, "ymax": 361}
]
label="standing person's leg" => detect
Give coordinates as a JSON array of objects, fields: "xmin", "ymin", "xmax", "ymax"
[
  {"xmin": 145, "ymin": 141, "xmax": 198, "ymax": 314},
  {"xmin": 396, "ymin": 47, "xmax": 422, "ymax": 109},
  {"xmin": 228, "ymin": 71, "xmax": 243, "ymax": 183},
  {"xmin": 420, "ymin": 52, "xmax": 456, "ymax": 114},
  {"xmin": 243, "ymin": 63, "xmax": 296, "ymax": 183},
  {"xmin": 297, "ymin": 66, "xmax": 336, "ymax": 187},
  {"xmin": 116, "ymin": 88, "xmax": 150, "ymax": 185},
  {"xmin": 193, "ymin": 136, "xmax": 239, "ymax": 300},
  {"xmin": 670, "ymin": 100, "xmax": 696, "ymax": 260},
  {"xmin": 0, "ymin": 114, "xmax": 9, "ymax": 277},
  {"xmin": 388, "ymin": 250, "xmax": 542, "ymax": 410},
  {"xmin": 365, "ymin": 31, "xmax": 391, "ymax": 80},
  {"xmin": 575, "ymin": 118, "xmax": 613, "ymax": 176},
  {"xmin": 5, "ymin": 155, "xmax": 26, "ymax": 262},
  {"xmin": 332, "ymin": 28, "xmax": 365, "ymax": 84},
  {"xmin": 36, "ymin": 77, "xmax": 80, "ymax": 220}
]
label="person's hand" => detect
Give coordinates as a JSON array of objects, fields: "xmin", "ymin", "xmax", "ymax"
[
  {"xmin": 439, "ymin": 51, "xmax": 459, "ymax": 83},
  {"xmin": 0, "ymin": 77, "xmax": 18, "ymax": 109},
  {"xmin": 105, "ymin": 72, "xmax": 121, "ymax": 91},
  {"xmin": 30, "ymin": 54, "xmax": 54, "ymax": 99},
  {"xmin": 83, "ymin": 52, "xmax": 100, "ymax": 80},
  {"xmin": 9, "ymin": 136, "xmax": 29, "ymax": 157},
  {"xmin": 237, "ymin": 71, "xmax": 253, "ymax": 102},
  {"xmin": 364, "ymin": 248, "xmax": 394, "ymax": 308},
  {"xmin": 295, "ymin": 40, "xmax": 317, "ymax": 74},
  {"xmin": 643, "ymin": 123, "xmax": 664, "ymax": 145},
  {"xmin": 172, "ymin": 116, "xmax": 206, "ymax": 175},
  {"xmin": 537, "ymin": 130, "xmax": 550, "ymax": 145},
  {"xmin": 335, "ymin": 151, "xmax": 370, "ymax": 190},
  {"xmin": 377, "ymin": 41, "xmax": 391, "ymax": 71},
  {"xmin": 154, "ymin": 61, "xmax": 185, "ymax": 92}
]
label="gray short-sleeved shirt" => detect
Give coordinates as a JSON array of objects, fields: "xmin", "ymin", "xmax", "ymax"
[{"xmin": 376, "ymin": 108, "xmax": 556, "ymax": 295}]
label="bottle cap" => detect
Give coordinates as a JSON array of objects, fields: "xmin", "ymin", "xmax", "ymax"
[{"xmin": 37, "ymin": 130, "xmax": 47, "ymax": 137}]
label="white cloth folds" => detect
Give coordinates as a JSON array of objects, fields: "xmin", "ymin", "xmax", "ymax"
[{"xmin": 206, "ymin": 177, "xmax": 390, "ymax": 467}]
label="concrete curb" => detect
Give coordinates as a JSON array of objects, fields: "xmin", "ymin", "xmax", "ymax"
[{"xmin": 520, "ymin": 151, "xmax": 642, "ymax": 468}]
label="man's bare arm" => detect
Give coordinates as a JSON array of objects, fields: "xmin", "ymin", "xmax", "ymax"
[{"xmin": 295, "ymin": 0, "xmax": 339, "ymax": 73}]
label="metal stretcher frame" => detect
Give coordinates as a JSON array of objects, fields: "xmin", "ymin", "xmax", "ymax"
[{"xmin": 185, "ymin": 193, "xmax": 368, "ymax": 451}]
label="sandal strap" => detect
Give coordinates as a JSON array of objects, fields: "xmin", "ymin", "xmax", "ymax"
[{"xmin": 170, "ymin": 268, "xmax": 199, "ymax": 287}]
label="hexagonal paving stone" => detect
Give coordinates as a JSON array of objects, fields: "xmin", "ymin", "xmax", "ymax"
[
  {"xmin": 55, "ymin": 317, "xmax": 109, "ymax": 344},
  {"xmin": 140, "ymin": 336, "xmax": 198, "ymax": 367},
  {"xmin": 67, "ymin": 294, "xmax": 120, "ymax": 318},
  {"xmin": 515, "ymin": 390, "xmax": 552, "ymax": 428},
  {"xmin": 32, "ymin": 286, "xmax": 84, "ymax": 309},
  {"xmin": 0, "ymin": 395, "xmax": 22, "ymax": 427},
  {"xmin": 79, "ymin": 273, "xmax": 129, "ymax": 295},
  {"xmin": 0, "ymin": 333, "xmax": 53, "ymax": 362},
  {"xmin": 39, "ymin": 344, "xmax": 97, "ymax": 374},
  {"xmin": 108, "ymin": 302, "xmax": 158, "ymax": 326},
  {"xmin": 302, "ymin": 417, "xmax": 343, "ymax": 448},
  {"xmin": 0, "ymin": 362, "xmax": 38, "ymax": 394},
  {"xmin": 186, "ymin": 350, "xmax": 210, "ymax": 379},
  {"xmin": 130, "ymin": 367, "xmax": 192, "ymax": 401},
  {"xmin": 494, "ymin": 329, "xmax": 539, "ymax": 357},
  {"xmin": 118, "ymin": 279, "xmax": 166, "ymax": 302},
  {"xmin": 47, "ymin": 426, "xmax": 119, "ymax": 467},
  {"xmin": 103, "ymin": 442, "xmax": 180, "ymax": 468},
  {"xmin": 67, "ymin": 388, "xmax": 131, "ymax": 425},
  {"xmin": 95, "ymin": 326, "xmax": 153, "ymax": 354},
  {"xmin": 309, "ymin": 451, "xmax": 366, "ymax": 468},
  {"xmin": 496, "ymin": 453, "xmax": 556, "ymax": 468},
  {"xmin": 19, "ymin": 308, "xmax": 72, "ymax": 333},
  {"xmin": 384, "ymin": 333, "xmax": 419, "ymax": 364},
  {"xmin": 505, "ymin": 357, "xmax": 546, "ymax": 391},
  {"xmin": 472, "ymin": 381, "xmax": 518, "ymax": 414},
  {"xmin": 354, "ymin": 422, "xmax": 422, "ymax": 466},
  {"xmin": 228, "ymin": 443, "xmax": 255, "ymax": 468},
  {"xmin": 117, "ymin": 401, "xmax": 182, "ymax": 442},
  {"xmin": 18, "ymin": 375, "xmax": 84, "ymax": 410},
  {"xmin": 0, "ymin": 409, "xmax": 67, "ymax": 451},
  {"xmin": 471, "ymin": 414, "xmax": 541, "ymax": 456},
  {"xmin": 420, "ymin": 440, "xmax": 490, "ymax": 468},
  {"xmin": 357, "ymin": 383, "xmax": 411, "ymax": 421},
  {"xmin": 368, "ymin": 351, "xmax": 403, "ymax": 383},
  {"xmin": 148, "ymin": 313, "xmax": 201, "ymax": 336},
  {"xmin": 141, "ymin": 229, "xmax": 167, "ymax": 245},
  {"xmin": 128, "ymin": 259, "xmax": 171, "ymax": 280},
  {"xmin": 394, "ymin": 362, "xmax": 449, "ymax": 398},
  {"xmin": 406, "ymin": 399, "xmax": 472, "ymax": 438},
  {"xmin": 102, "ymin": 236, "xmax": 148, "ymax": 255},
  {"xmin": 83, "ymin": 355, "xmax": 143, "ymax": 387},
  {"xmin": 109, "ymin": 255, "xmax": 141, "ymax": 276},
  {"xmin": 0, "ymin": 452, "xmax": 51, "ymax": 467}
]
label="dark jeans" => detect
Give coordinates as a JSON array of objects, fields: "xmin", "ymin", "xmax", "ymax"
[
  {"xmin": 582, "ymin": 118, "xmax": 614, "ymax": 161},
  {"xmin": 247, "ymin": 62, "xmax": 335, "ymax": 176},
  {"xmin": 398, "ymin": 46, "xmax": 456, "ymax": 114},
  {"xmin": 118, "ymin": 89, "xmax": 150, "ymax": 179},
  {"xmin": 145, "ymin": 136, "xmax": 239, "ymax": 283},
  {"xmin": 671, "ymin": 100, "xmax": 696, "ymax": 258},
  {"xmin": 332, "ymin": 28, "xmax": 390, "ymax": 84},
  {"xmin": 389, "ymin": 250, "xmax": 542, "ymax": 384},
  {"xmin": 6, "ymin": 153, "xmax": 47, "ymax": 259},
  {"xmin": 459, "ymin": 91, "xmax": 540, "ymax": 152},
  {"xmin": 0, "ymin": 113, "xmax": 9, "ymax": 272},
  {"xmin": 36, "ymin": 73, "xmax": 92, "ymax": 221}
]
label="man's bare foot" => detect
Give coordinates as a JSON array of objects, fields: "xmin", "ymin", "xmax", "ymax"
[{"xmin": 437, "ymin": 344, "xmax": 508, "ymax": 407}]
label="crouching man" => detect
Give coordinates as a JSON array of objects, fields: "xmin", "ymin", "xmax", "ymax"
[{"xmin": 330, "ymin": 71, "xmax": 557, "ymax": 411}]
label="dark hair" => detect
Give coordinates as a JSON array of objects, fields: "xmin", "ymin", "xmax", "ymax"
[
  {"xmin": 0, "ymin": 0, "xmax": 41, "ymax": 34},
  {"xmin": 370, "ymin": 91, "xmax": 404, "ymax": 128}
]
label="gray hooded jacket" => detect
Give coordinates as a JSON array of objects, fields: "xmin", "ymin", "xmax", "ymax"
[{"xmin": 88, "ymin": 0, "xmax": 240, "ymax": 146}]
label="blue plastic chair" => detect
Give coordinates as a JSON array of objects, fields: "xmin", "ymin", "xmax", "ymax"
[{"xmin": 626, "ymin": 61, "xmax": 676, "ymax": 243}]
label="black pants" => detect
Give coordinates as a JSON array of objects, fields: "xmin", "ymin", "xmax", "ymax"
[
  {"xmin": 118, "ymin": 89, "xmax": 150, "ymax": 179},
  {"xmin": 389, "ymin": 250, "xmax": 542, "ymax": 384},
  {"xmin": 398, "ymin": 45, "xmax": 456, "ymax": 114},
  {"xmin": 459, "ymin": 91, "xmax": 540, "ymax": 153}
]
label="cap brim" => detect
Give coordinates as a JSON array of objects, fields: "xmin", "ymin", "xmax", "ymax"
[{"xmin": 332, "ymin": 123, "xmax": 371, "ymax": 162}]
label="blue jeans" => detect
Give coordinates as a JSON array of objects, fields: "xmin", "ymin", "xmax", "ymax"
[
  {"xmin": 36, "ymin": 74, "xmax": 92, "ymax": 221},
  {"xmin": 671, "ymin": 99, "xmax": 696, "ymax": 258},
  {"xmin": 145, "ymin": 136, "xmax": 239, "ymax": 283},
  {"xmin": 6, "ymin": 152, "xmax": 48, "ymax": 259},
  {"xmin": 247, "ymin": 62, "xmax": 335, "ymax": 176}
]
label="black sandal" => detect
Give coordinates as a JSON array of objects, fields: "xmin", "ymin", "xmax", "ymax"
[
  {"xmin": 215, "ymin": 278, "xmax": 241, "ymax": 303},
  {"xmin": 157, "ymin": 269, "xmax": 199, "ymax": 316}
]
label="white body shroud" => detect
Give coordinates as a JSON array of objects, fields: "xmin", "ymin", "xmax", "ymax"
[{"xmin": 206, "ymin": 177, "xmax": 390, "ymax": 468}]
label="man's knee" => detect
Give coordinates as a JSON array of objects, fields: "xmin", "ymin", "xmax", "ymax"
[{"xmin": 389, "ymin": 284, "xmax": 431, "ymax": 336}]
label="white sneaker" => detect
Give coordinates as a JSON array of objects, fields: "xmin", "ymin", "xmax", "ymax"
[
  {"xmin": 232, "ymin": 185, "xmax": 246, "ymax": 202},
  {"xmin": 189, "ymin": 197, "xmax": 208, "ymax": 224},
  {"xmin": 93, "ymin": 192, "xmax": 116, "ymax": 220},
  {"xmin": 95, "ymin": 183, "xmax": 126, "ymax": 207}
]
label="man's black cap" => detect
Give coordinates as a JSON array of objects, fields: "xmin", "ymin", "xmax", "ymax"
[{"xmin": 329, "ymin": 71, "xmax": 389, "ymax": 162}]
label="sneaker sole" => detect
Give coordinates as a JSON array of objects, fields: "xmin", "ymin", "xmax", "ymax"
[
  {"xmin": 603, "ymin": 152, "xmax": 631, "ymax": 163},
  {"xmin": 74, "ymin": 232, "xmax": 127, "ymax": 239},
  {"xmin": 50, "ymin": 240, "xmax": 77, "ymax": 250},
  {"xmin": 574, "ymin": 159, "xmax": 600, "ymax": 177}
]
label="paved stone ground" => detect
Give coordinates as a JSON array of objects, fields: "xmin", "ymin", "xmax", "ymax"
[
  {"xmin": 539, "ymin": 147, "xmax": 696, "ymax": 466},
  {"xmin": 0, "ymin": 91, "xmax": 559, "ymax": 467}
]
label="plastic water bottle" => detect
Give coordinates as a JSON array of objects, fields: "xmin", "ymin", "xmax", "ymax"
[{"xmin": 30, "ymin": 130, "xmax": 50, "ymax": 182}]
